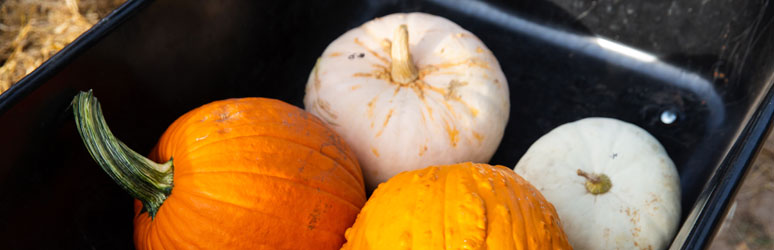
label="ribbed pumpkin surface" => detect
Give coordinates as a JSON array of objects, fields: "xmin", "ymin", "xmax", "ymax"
[
  {"xmin": 341, "ymin": 162, "xmax": 571, "ymax": 250},
  {"xmin": 133, "ymin": 98, "xmax": 366, "ymax": 249}
]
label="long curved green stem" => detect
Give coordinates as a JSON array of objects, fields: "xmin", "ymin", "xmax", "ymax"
[{"xmin": 72, "ymin": 90, "xmax": 173, "ymax": 218}]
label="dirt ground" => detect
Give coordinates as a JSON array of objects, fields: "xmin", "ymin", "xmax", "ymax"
[{"xmin": 708, "ymin": 131, "xmax": 774, "ymax": 250}]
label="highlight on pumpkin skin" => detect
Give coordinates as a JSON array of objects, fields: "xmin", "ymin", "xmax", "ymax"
[
  {"xmin": 72, "ymin": 90, "xmax": 173, "ymax": 218},
  {"xmin": 340, "ymin": 162, "xmax": 572, "ymax": 250}
]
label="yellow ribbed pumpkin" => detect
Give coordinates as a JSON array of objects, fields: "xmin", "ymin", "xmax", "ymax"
[{"xmin": 341, "ymin": 162, "xmax": 571, "ymax": 250}]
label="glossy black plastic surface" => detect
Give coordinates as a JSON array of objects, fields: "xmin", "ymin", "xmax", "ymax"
[{"xmin": 1, "ymin": 0, "xmax": 773, "ymax": 249}]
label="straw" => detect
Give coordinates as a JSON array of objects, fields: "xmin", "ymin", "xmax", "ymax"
[{"xmin": 0, "ymin": 0, "xmax": 125, "ymax": 93}]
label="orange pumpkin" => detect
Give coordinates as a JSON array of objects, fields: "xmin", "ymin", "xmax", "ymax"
[
  {"xmin": 72, "ymin": 91, "xmax": 366, "ymax": 249},
  {"xmin": 341, "ymin": 162, "xmax": 571, "ymax": 250}
]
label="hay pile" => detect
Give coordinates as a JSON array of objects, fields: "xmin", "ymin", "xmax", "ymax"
[{"xmin": 0, "ymin": 0, "xmax": 125, "ymax": 93}]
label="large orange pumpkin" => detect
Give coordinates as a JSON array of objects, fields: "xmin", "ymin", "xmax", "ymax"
[
  {"xmin": 340, "ymin": 162, "xmax": 571, "ymax": 250},
  {"xmin": 72, "ymin": 91, "xmax": 366, "ymax": 249}
]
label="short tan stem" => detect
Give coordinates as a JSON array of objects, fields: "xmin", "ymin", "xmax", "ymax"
[
  {"xmin": 577, "ymin": 169, "xmax": 612, "ymax": 195},
  {"xmin": 390, "ymin": 24, "xmax": 418, "ymax": 84}
]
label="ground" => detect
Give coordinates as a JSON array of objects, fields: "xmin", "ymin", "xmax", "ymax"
[{"xmin": 709, "ymin": 131, "xmax": 774, "ymax": 250}]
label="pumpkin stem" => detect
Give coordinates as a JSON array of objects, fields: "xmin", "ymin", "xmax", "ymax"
[
  {"xmin": 576, "ymin": 169, "xmax": 612, "ymax": 195},
  {"xmin": 72, "ymin": 90, "xmax": 173, "ymax": 218},
  {"xmin": 390, "ymin": 24, "xmax": 418, "ymax": 84}
]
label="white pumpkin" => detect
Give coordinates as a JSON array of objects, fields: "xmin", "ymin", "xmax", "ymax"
[
  {"xmin": 514, "ymin": 117, "xmax": 681, "ymax": 250},
  {"xmin": 304, "ymin": 12, "xmax": 510, "ymax": 190}
]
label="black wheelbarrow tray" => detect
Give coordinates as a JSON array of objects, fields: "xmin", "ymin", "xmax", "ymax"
[{"xmin": 1, "ymin": 0, "xmax": 773, "ymax": 249}]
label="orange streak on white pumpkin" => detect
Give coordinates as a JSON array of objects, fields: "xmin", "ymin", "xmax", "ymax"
[
  {"xmin": 405, "ymin": 80, "xmax": 427, "ymax": 100},
  {"xmin": 437, "ymin": 98, "xmax": 460, "ymax": 121},
  {"xmin": 352, "ymin": 67, "xmax": 391, "ymax": 83},
  {"xmin": 444, "ymin": 92, "xmax": 478, "ymax": 118},
  {"xmin": 367, "ymin": 96, "xmax": 379, "ymax": 119},
  {"xmin": 316, "ymin": 99, "xmax": 338, "ymax": 120},
  {"xmin": 493, "ymin": 78, "xmax": 502, "ymax": 89},
  {"xmin": 418, "ymin": 145, "xmax": 428, "ymax": 156},
  {"xmin": 397, "ymin": 78, "xmax": 447, "ymax": 105},
  {"xmin": 393, "ymin": 86, "xmax": 402, "ymax": 97},
  {"xmin": 350, "ymin": 85, "xmax": 362, "ymax": 91},
  {"xmin": 445, "ymin": 80, "xmax": 467, "ymax": 99},
  {"xmin": 413, "ymin": 80, "xmax": 464, "ymax": 122},
  {"xmin": 449, "ymin": 129, "xmax": 460, "ymax": 147},
  {"xmin": 473, "ymin": 132, "xmax": 485, "ymax": 144},
  {"xmin": 449, "ymin": 97, "xmax": 478, "ymax": 118},
  {"xmin": 354, "ymin": 38, "xmax": 390, "ymax": 65},
  {"xmin": 418, "ymin": 65, "xmax": 439, "ymax": 78},
  {"xmin": 372, "ymin": 64, "xmax": 390, "ymax": 73},
  {"xmin": 375, "ymin": 109, "xmax": 394, "ymax": 138},
  {"xmin": 465, "ymin": 103, "xmax": 479, "ymax": 117},
  {"xmin": 418, "ymin": 59, "xmax": 489, "ymax": 78},
  {"xmin": 371, "ymin": 147, "xmax": 380, "ymax": 157},
  {"xmin": 414, "ymin": 80, "xmax": 479, "ymax": 119},
  {"xmin": 456, "ymin": 32, "xmax": 474, "ymax": 38},
  {"xmin": 432, "ymin": 58, "xmax": 490, "ymax": 70},
  {"xmin": 380, "ymin": 39, "xmax": 391, "ymax": 55},
  {"xmin": 420, "ymin": 97, "xmax": 434, "ymax": 121},
  {"xmin": 442, "ymin": 118, "xmax": 460, "ymax": 147},
  {"xmin": 330, "ymin": 52, "xmax": 343, "ymax": 57}
]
